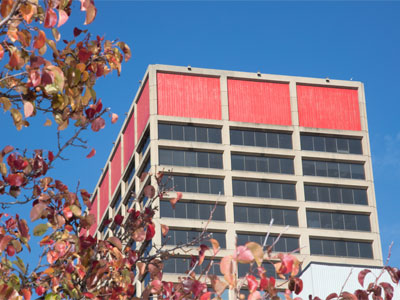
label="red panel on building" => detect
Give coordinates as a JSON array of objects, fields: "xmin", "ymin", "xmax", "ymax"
[
  {"xmin": 123, "ymin": 113, "xmax": 135, "ymax": 170},
  {"xmin": 297, "ymin": 85, "xmax": 361, "ymax": 130},
  {"xmin": 111, "ymin": 141, "xmax": 121, "ymax": 197},
  {"xmin": 137, "ymin": 80, "xmax": 150, "ymax": 139},
  {"xmin": 157, "ymin": 72, "xmax": 221, "ymax": 120},
  {"xmin": 228, "ymin": 79, "xmax": 291, "ymax": 125},
  {"xmin": 88, "ymin": 194, "xmax": 98, "ymax": 236},
  {"xmin": 99, "ymin": 169, "xmax": 109, "ymax": 220}
]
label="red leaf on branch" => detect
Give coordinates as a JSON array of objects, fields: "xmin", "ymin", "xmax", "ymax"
[
  {"xmin": 78, "ymin": 48, "xmax": 92, "ymax": 63},
  {"xmin": 144, "ymin": 185, "xmax": 155, "ymax": 198},
  {"xmin": 114, "ymin": 214, "xmax": 123, "ymax": 225},
  {"xmin": 84, "ymin": 1, "xmax": 97, "ymax": 25},
  {"xmin": 35, "ymin": 286, "xmax": 45, "ymax": 296},
  {"xmin": 380, "ymin": 282, "xmax": 394, "ymax": 300},
  {"xmin": 0, "ymin": 235, "xmax": 13, "ymax": 252},
  {"xmin": 33, "ymin": 30, "xmax": 46, "ymax": 49},
  {"xmin": 44, "ymin": 8, "xmax": 57, "ymax": 28},
  {"xmin": 73, "ymin": 27, "xmax": 83, "ymax": 37},
  {"xmin": 354, "ymin": 290, "xmax": 368, "ymax": 300},
  {"xmin": 2, "ymin": 145, "xmax": 14, "ymax": 155},
  {"xmin": 48, "ymin": 151, "xmax": 54, "ymax": 162},
  {"xmin": 199, "ymin": 244, "xmax": 209, "ymax": 265},
  {"xmin": 358, "ymin": 269, "xmax": 371, "ymax": 287},
  {"xmin": 235, "ymin": 245, "xmax": 254, "ymax": 264},
  {"xmin": 20, "ymin": 288, "xmax": 31, "ymax": 300},
  {"xmin": 6, "ymin": 173, "xmax": 25, "ymax": 186},
  {"xmin": 200, "ymin": 292, "xmax": 213, "ymax": 300},
  {"xmin": 28, "ymin": 70, "xmax": 41, "ymax": 87},
  {"xmin": 86, "ymin": 148, "xmax": 96, "ymax": 158},
  {"xmin": 145, "ymin": 223, "xmax": 155, "ymax": 241},
  {"xmin": 23, "ymin": 101, "xmax": 34, "ymax": 118},
  {"xmin": 247, "ymin": 275, "xmax": 258, "ymax": 293},
  {"xmin": 91, "ymin": 117, "xmax": 105, "ymax": 132},
  {"xmin": 111, "ymin": 113, "xmax": 118, "ymax": 124},
  {"xmin": 58, "ymin": 9, "xmax": 69, "ymax": 27},
  {"xmin": 0, "ymin": 0, "xmax": 13, "ymax": 18},
  {"xmin": 161, "ymin": 224, "xmax": 169, "ymax": 237},
  {"xmin": 0, "ymin": 44, "xmax": 4, "ymax": 60},
  {"xmin": 326, "ymin": 293, "xmax": 339, "ymax": 300},
  {"xmin": 169, "ymin": 192, "xmax": 182, "ymax": 209},
  {"xmin": 30, "ymin": 203, "xmax": 47, "ymax": 222}
]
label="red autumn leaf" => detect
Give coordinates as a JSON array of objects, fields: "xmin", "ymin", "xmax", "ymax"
[
  {"xmin": 23, "ymin": 101, "xmax": 34, "ymax": 118},
  {"xmin": 47, "ymin": 250, "xmax": 59, "ymax": 264},
  {"xmin": 161, "ymin": 224, "xmax": 169, "ymax": 237},
  {"xmin": 247, "ymin": 275, "xmax": 258, "ymax": 293},
  {"xmin": 58, "ymin": 9, "xmax": 69, "ymax": 27},
  {"xmin": 2, "ymin": 145, "xmax": 14, "ymax": 155},
  {"xmin": 9, "ymin": 50, "xmax": 23, "ymax": 69},
  {"xmin": 200, "ymin": 292, "xmax": 213, "ymax": 300},
  {"xmin": 6, "ymin": 173, "xmax": 25, "ymax": 186},
  {"xmin": 199, "ymin": 244, "xmax": 209, "ymax": 265},
  {"xmin": 111, "ymin": 113, "xmax": 118, "ymax": 124},
  {"xmin": 107, "ymin": 236, "xmax": 122, "ymax": 250},
  {"xmin": 326, "ymin": 293, "xmax": 339, "ymax": 300},
  {"xmin": 91, "ymin": 117, "xmax": 105, "ymax": 132},
  {"xmin": 340, "ymin": 292, "xmax": 357, "ymax": 300},
  {"xmin": 73, "ymin": 27, "xmax": 83, "ymax": 37},
  {"xmin": 0, "ymin": 44, "xmax": 3, "ymax": 60},
  {"xmin": 358, "ymin": 269, "xmax": 371, "ymax": 287},
  {"xmin": 288, "ymin": 277, "xmax": 303, "ymax": 295},
  {"xmin": 259, "ymin": 276, "xmax": 269, "ymax": 290},
  {"xmin": 114, "ymin": 214, "xmax": 123, "ymax": 225},
  {"xmin": 6, "ymin": 244, "xmax": 15, "ymax": 256},
  {"xmin": 145, "ymin": 223, "xmax": 155, "ymax": 241},
  {"xmin": 380, "ymin": 282, "xmax": 394, "ymax": 300},
  {"xmin": 20, "ymin": 288, "xmax": 31, "ymax": 300},
  {"xmin": 30, "ymin": 203, "xmax": 47, "ymax": 222},
  {"xmin": 78, "ymin": 48, "xmax": 92, "ymax": 63},
  {"xmin": 20, "ymin": 3, "xmax": 35, "ymax": 23},
  {"xmin": 0, "ymin": 235, "xmax": 13, "ymax": 252},
  {"xmin": 35, "ymin": 286, "xmax": 45, "ymax": 296},
  {"xmin": 248, "ymin": 291, "xmax": 262, "ymax": 300},
  {"xmin": 33, "ymin": 30, "xmax": 46, "ymax": 49},
  {"xmin": 0, "ymin": 0, "xmax": 13, "ymax": 18},
  {"xmin": 169, "ymin": 192, "xmax": 182, "ymax": 209},
  {"xmin": 235, "ymin": 245, "xmax": 254, "ymax": 264},
  {"xmin": 48, "ymin": 151, "xmax": 54, "ymax": 162},
  {"xmin": 210, "ymin": 238, "xmax": 220, "ymax": 255},
  {"xmin": 144, "ymin": 185, "xmax": 155, "ymax": 198},
  {"xmin": 84, "ymin": 1, "xmax": 97, "ymax": 25},
  {"xmin": 86, "ymin": 148, "xmax": 96, "ymax": 158},
  {"xmin": 44, "ymin": 8, "xmax": 57, "ymax": 28},
  {"xmin": 28, "ymin": 70, "xmax": 41, "ymax": 87}
]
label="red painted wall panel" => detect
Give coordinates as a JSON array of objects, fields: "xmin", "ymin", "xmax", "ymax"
[
  {"xmin": 137, "ymin": 80, "xmax": 150, "ymax": 139},
  {"xmin": 111, "ymin": 142, "xmax": 121, "ymax": 197},
  {"xmin": 123, "ymin": 113, "xmax": 135, "ymax": 170},
  {"xmin": 157, "ymin": 72, "xmax": 221, "ymax": 120},
  {"xmin": 88, "ymin": 194, "xmax": 97, "ymax": 236},
  {"xmin": 228, "ymin": 79, "xmax": 291, "ymax": 125},
  {"xmin": 99, "ymin": 169, "xmax": 109, "ymax": 221},
  {"xmin": 297, "ymin": 85, "xmax": 361, "ymax": 130}
]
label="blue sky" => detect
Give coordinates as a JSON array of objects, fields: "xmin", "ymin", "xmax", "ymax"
[{"xmin": 1, "ymin": 1, "xmax": 400, "ymax": 271}]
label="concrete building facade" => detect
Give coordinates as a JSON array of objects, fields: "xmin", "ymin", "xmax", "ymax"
[{"xmin": 88, "ymin": 65, "xmax": 383, "ymax": 296}]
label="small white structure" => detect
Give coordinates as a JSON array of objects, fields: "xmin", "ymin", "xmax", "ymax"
[{"xmin": 297, "ymin": 263, "xmax": 399, "ymax": 299}]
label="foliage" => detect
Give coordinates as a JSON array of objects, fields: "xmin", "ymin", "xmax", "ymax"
[{"xmin": 0, "ymin": 1, "xmax": 398, "ymax": 300}]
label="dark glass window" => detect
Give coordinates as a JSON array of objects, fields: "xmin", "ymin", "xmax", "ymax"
[
  {"xmin": 234, "ymin": 205, "xmax": 298, "ymax": 226},
  {"xmin": 231, "ymin": 154, "xmax": 294, "ymax": 175},
  {"xmin": 300, "ymin": 134, "xmax": 362, "ymax": 155},
  {"xmin": 237, "ymin": 233, "xmax": 299, "ymax": 253},
  {"xmin": 160, "ymin": 201, "xmax": 225, "ymax": 221},
  {"xmin": 163, "ymin": 229, "xmax": 226, "ymax": 249},
  {"xmin": 302, "ymin": 159, "xmax": 365, "ymax": 180},
  {"xmin": 159, "ymin": 123, "xmax": 222, "ymax": 144},
  {"xmin": 310, "ymin": 238, "xmax": 372, "ymax": 258},
  {"xmin": 233, "ymin": 179, "xmax": 296, "ymax": 200},
  {"xmin": 230, "ymin": 129, "xmax": 292, "ymax": 149},
  {"xmin": 162, "ymin": 175, "xmax": 224, "ymax": 195},
  {"xmin": 124, "ymin": 162, "xmax": 136, "ymax": 184},
  {"xmin": 307, "ymin": 211, "xmax": 370, "ymax": 232},
  {"xmin": 159, "ymin": 149, "xmax": 223, "ymax": 169}
]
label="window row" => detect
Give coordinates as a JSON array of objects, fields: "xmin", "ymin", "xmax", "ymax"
[
  {"xmin": 301, "ymin": 134, "xmax": 362, "ymax": 154},
  {"xmin": 234, "ymin": 206, "xmax": 298, "ymax": 226},
  {"xmin": 302, "ymin": 159, "xmax": 365, "ymax": 180},
  {"xmin": 233, "ymin": 179, "xmax": 296, "ymax": 200},
  {"xmin": 304, "ymin": 185, "xmax": 368, "ymax": 205},
  {"xmin": 230, "ymin": 129, "xmax": 292, "ymax": 149},
  {"xmin": 237, "ymin": 234, "xmax": 299, "ymax": 253},
  {"xmin": 163, "ymin": 257, "xmax": 221, "ymax": 275},
  {"xmin": 232, "ymin": 154, "xmax": 294, "ymax": 174},
  {"xmin": 159, "ymin": 149, "xmax": 223, "ymax": 169},
  {"xmin": 307, "ymin": 211, "xmax": 371, "ymax": 231},
  {"xmin": 310, "ymin": 238, "xmax": 373, "ymax": 258},
  {"xmin": 162, "ymin": 229, "xmax": 226, "ymax": 248},
  {"xmin": 158, "ymin": 123, "xmax": 222, "ymax": 144},
  {"xmin": 238, "ymin": 262, "xmax": 277, "ymax": 278},
  {"xmin": 160, "ymin": 201, "xmax": 225, "ymax": 221},
  {"xmin": 162, "ymin": 175, "xmax": 224, "ymax": 195}
]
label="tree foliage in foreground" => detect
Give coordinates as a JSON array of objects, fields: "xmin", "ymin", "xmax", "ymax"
[{"xmin": 0, "ymin": 0, "xmax": 398, "ymax": 299}]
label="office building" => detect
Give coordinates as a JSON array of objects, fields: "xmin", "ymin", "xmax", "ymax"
[{"xmin": 87, "ymin": 65, "xmax": 383, "ymax": 296}]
